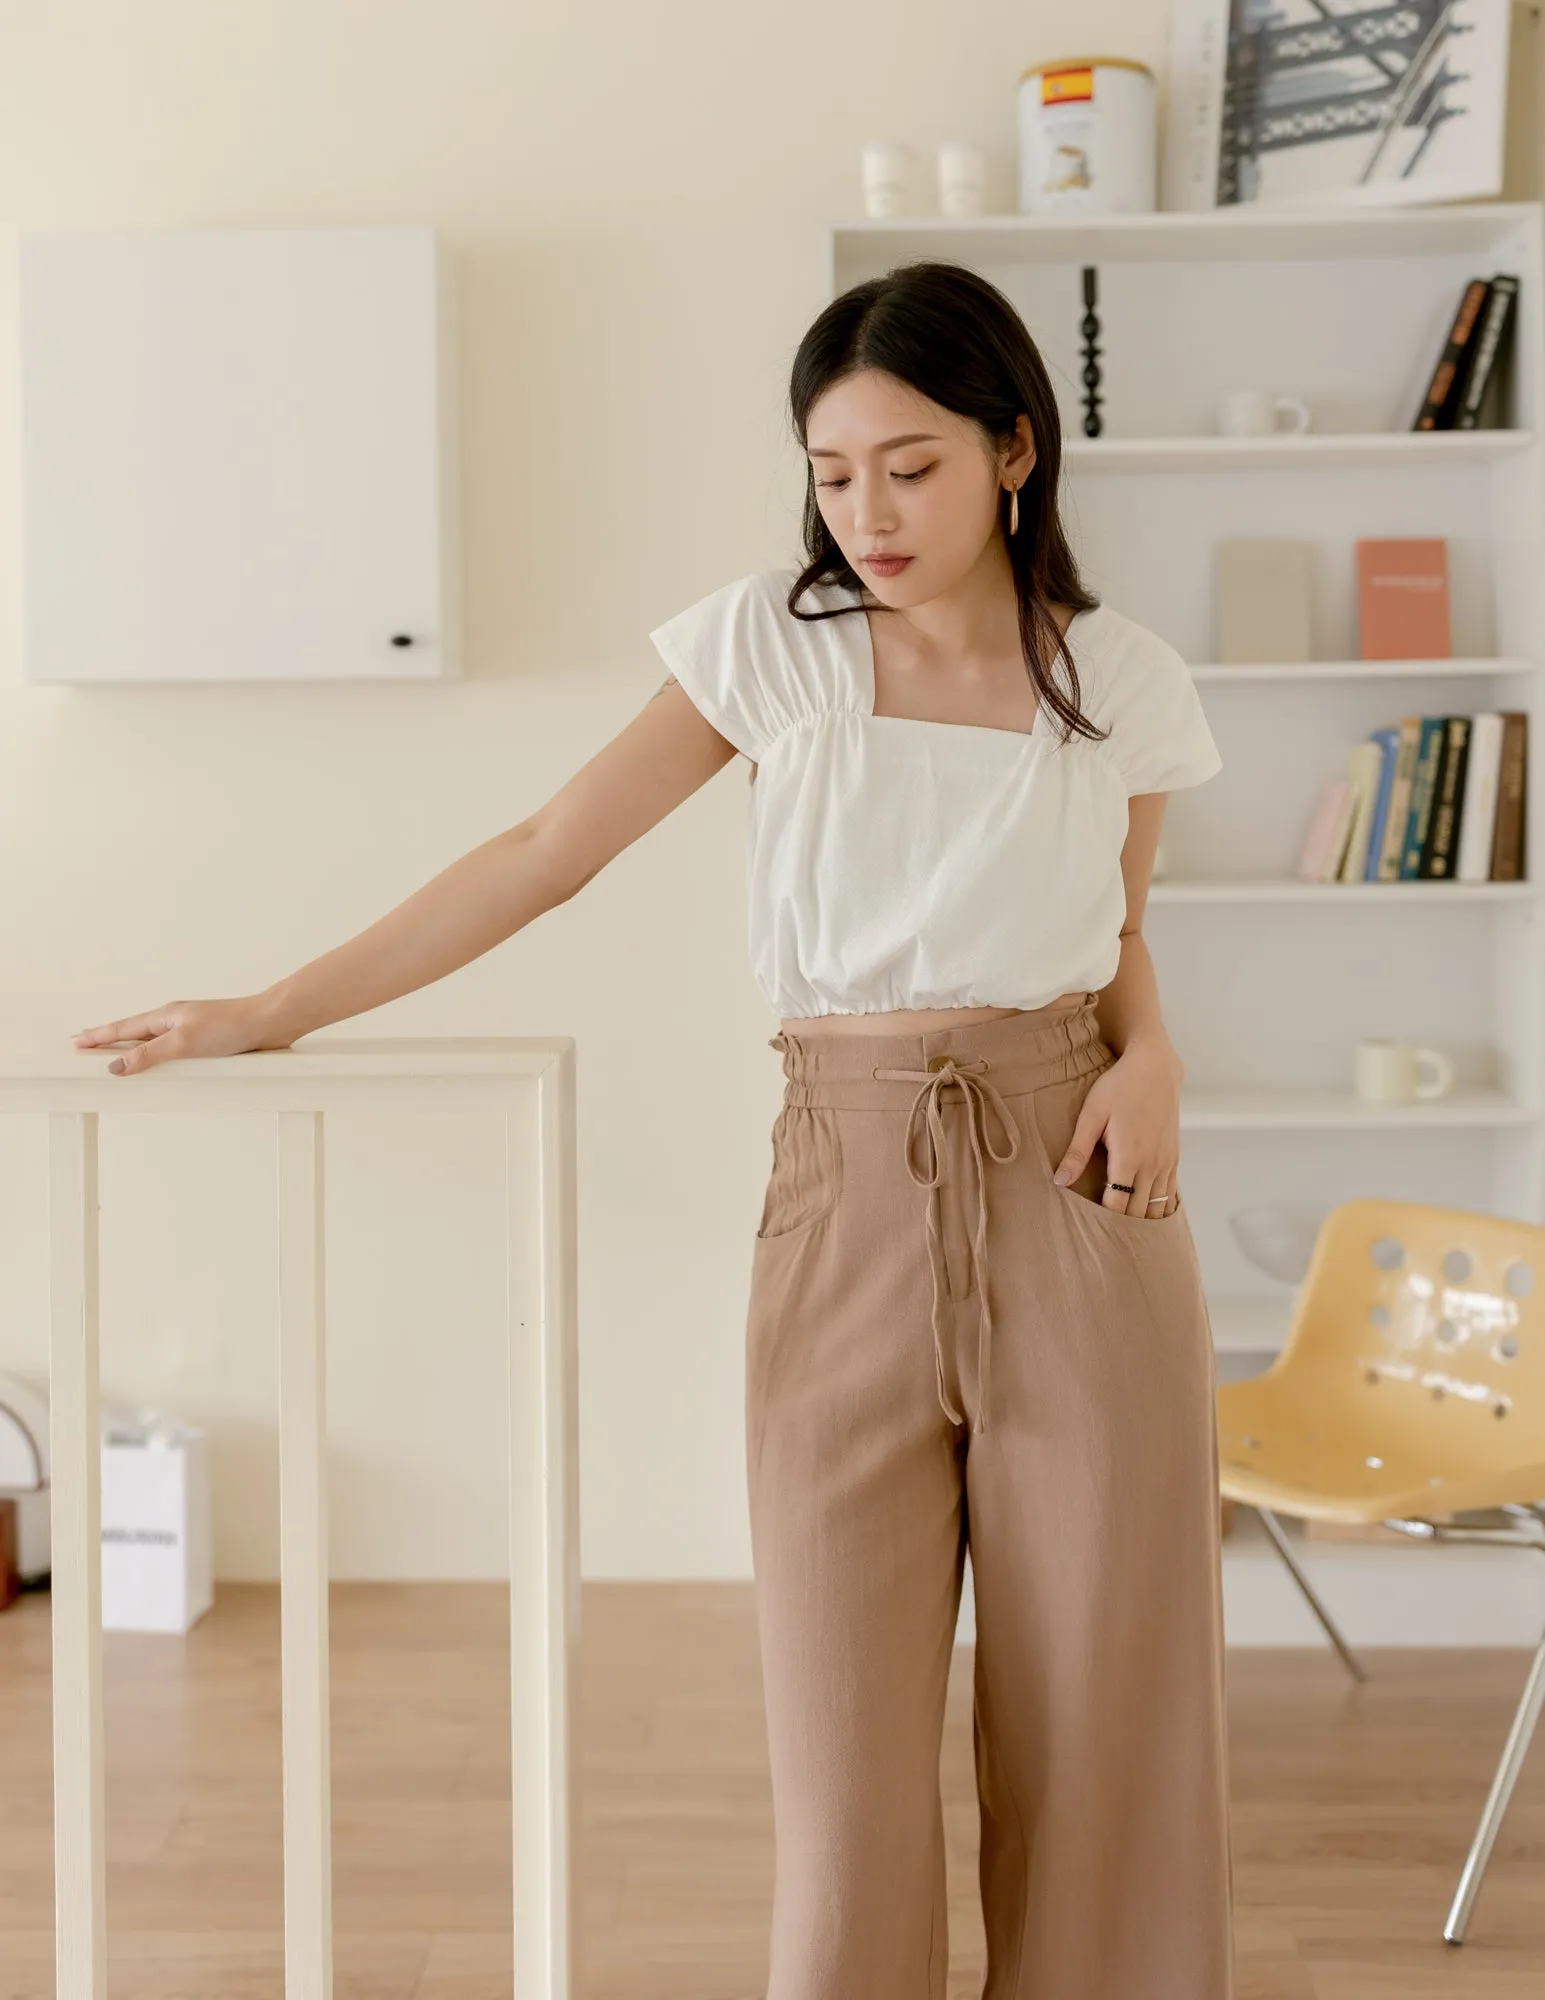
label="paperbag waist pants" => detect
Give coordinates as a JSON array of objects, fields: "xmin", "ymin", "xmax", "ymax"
[{"xmin": 745, "ymin": 990, "xmax": 1236, "ymax": 2000}]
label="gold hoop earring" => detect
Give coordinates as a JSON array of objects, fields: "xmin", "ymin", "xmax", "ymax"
[{"xmin": 1008, "ymin": 483, "xmax": 1019, "ymax": 536}]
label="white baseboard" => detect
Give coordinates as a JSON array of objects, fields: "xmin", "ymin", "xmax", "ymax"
[{"xmin": 952, "ymin": 1513, "xmax": 1545, "ymax": 1649}]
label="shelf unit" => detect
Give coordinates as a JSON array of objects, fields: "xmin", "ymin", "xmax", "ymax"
[
  {"xmin": 1148, "ymin": 880, "xmax": 1536, "ymax": 902},
  {"xmin": 830, "ymin": 201, "xmax": 1545, "ymax": 1374},
  {"xmin": 1190, "ymin": 657, "xmax": 1533, "ymax": 680},
  {"xmin": 1066, "ymin": 429, "xmax": 1533, "ymax": 471}
]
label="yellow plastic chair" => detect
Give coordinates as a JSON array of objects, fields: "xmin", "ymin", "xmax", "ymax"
[{"xmin": 1216, "ymin": 1196, "xmax": 1545, "ymax": 1946}]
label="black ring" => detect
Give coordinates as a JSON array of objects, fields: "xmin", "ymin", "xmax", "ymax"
[{"xmin": 1106, "ymin": 1180, "xmax": 1135, "ymax": 1194}]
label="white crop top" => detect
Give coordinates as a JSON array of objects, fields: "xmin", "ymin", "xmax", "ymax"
[{"xmin": 649, "ymin": 565, "xmax": 1222, "ymax": 1020}]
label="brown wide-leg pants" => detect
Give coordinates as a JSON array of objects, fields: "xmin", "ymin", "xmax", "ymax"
[{"xmin": 745, "ymin": 990, "xmax": 1236, "ymax": 2000}]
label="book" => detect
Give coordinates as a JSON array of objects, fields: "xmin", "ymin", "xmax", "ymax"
[
  {"xmin": 1491, "ymin": 712, "xmax": 1529, "ymax": 880},
  {"xmin": 1399, "ymin": 717, "xmax": 1448, "ymax": 877},
  {"xmin": 1326, "ymin": 785, "xmax": 1357, "ymax": 880},
  {"xmin": 1300, "ymin": 712, "xmax": 1526, "ymax": 890},
  {"xmin": 1356, "ymin": 539, "xmax": 1451, "ymax": 660},
  {"xmin": 1295, "ymin": 775, "xmax": 1351, "ymax": 881},
  {"xmin": 1422, "ymin": 715, "xmax": 1471, "ymax": 879},
  {"xmin": 1338, "ymin": 741, "xmax": 1386, "ymax": 882},
  {"xmin": 1411, "ymin": 277, "xmax": 1491, "ymax": 430},
  {"xmin": 1374, "ymin": 717, "xmax": 1422, "ymax": 880},
  {"xmin": 1454, "ymin": 273, "xmax": 1519, "ymax": 430},
  {"xmin": 1362, "ymin": 728, "xmax": 1402, "ymax": 880},
  {"xmin": 1214, "ymin": 539, "xmax": 1312, "ymax": 662},
  {"xmin": 1455, "ymin": 712, "xmax": 1505, "ymax": 881}
]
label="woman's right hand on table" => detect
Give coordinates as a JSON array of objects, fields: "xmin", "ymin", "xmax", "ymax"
[{"xmin": 72, "ymin": 996, "xmax": 295, "ymax": 1077}]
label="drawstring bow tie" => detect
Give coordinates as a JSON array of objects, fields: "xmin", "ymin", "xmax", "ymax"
[{"xmin": 870, "ymin": 1054, "xmax": 1020, "ymax": 1434}]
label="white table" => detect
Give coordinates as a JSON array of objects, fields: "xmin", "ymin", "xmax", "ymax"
[{"xmin": 0, "ymin": 1036, "xmax": 579, "ymax": 2000}]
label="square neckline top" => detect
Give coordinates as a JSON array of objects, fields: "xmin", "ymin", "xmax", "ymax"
[
  {"xmin": 646, "ymin": 566, "xmax": 1223, "ymax": 1018},
  {"xmin": 853, "ymin": 595, "xmax": 1097, "ymax": 747}
]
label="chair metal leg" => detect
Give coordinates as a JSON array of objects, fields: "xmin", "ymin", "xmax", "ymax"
[
  {"xmin": 1443, "ymin": 1614, "xmax": 1545, "ymax": 1945},
  {"xmin": 1246, "ymin": 1499, "xmax": 1545, "ymax": 1946},
  {"xmin": 1253, "ymin": 1505, "xmax": 1369, "ymax": 1683}
]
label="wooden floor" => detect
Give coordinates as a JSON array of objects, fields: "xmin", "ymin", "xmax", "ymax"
[{"xmin": 0, "ymin": 1580, "xmax": 1542, "ymax": 1997}]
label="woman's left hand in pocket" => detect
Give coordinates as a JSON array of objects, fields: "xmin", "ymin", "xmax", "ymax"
[{"xmin": 1051, "ymin": 1036, "xmax": 1183, "ymax": 1219}]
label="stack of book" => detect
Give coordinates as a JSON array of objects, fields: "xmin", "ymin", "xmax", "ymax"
[
  {"xmin": 1296, "ymin": 711, "xmax": 1528, "ymax": 883},
  {"xmin": 1410, "ymin": 273, "xmax": 1519, "ymax": 430}
]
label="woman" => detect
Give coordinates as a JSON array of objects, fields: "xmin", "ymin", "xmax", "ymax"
[{"xmin": 74, "ymin": 261, "xmax": 1234, "ymax": 1998}]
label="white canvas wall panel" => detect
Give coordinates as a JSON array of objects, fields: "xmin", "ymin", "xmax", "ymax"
[
  {"xmin": 1162, "ymin": 0, "xmax": 1512, "ymax": 213},
  {"xmin": 19, "ymin": 225, "xmax": 460, "ymax": 683}
]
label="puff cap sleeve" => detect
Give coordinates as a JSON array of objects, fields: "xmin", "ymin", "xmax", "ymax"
[
  {"xmin": 648, "ymin": 568, "xmax": 813, "ymax": 761},
  {"xmin": 1088, "ymin": 614, "xmax": 1223, "ymax": 797}
]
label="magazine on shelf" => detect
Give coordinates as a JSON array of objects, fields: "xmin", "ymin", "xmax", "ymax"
[
  {"xmin": 1215, "ymin": 539, "xmax": 1312, "ymax": 662},
  {"xmin": 1355, "ymin": 539, "xmax": 1451, "ymax": 659}
]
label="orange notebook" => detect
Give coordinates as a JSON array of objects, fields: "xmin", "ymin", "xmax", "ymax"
[{"xmin": 1356, "ymin": 539, "xmax": 1451, "ymax": 659}]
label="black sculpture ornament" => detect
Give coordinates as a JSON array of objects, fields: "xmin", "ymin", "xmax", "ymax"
[{"xmin": 1080, "ymin": 264, "xmax": 1104, "ymax": 438}]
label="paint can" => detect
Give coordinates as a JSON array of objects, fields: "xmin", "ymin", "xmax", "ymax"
[{"xmin": 1017, "ymin": 57, "xmax": 1157, "ymax": 215}]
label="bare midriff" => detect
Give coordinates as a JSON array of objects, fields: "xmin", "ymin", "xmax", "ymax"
[{"xmin": 778, "ymin": 992, "xmax": 1088, "ymax": 1036}]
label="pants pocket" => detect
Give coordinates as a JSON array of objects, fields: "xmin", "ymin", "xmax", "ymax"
[
  {"xmin": 755, "ymin": 1103, "xmax": 843, "ymax": 1241},
  {"xmin": 1022, "ymin": 1059, "xmax": 1186, "ymax": 1230}
]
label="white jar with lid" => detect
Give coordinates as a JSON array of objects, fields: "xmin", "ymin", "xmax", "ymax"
[{"xmin": 1017, "ymin": 57, "xmax": 1157, "ymax": 215}]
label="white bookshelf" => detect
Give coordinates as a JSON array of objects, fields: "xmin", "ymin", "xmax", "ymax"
[
  {"xmin": 830, "ymin": 202, "xmax": 1545, "ymax": 1385},
  {"xmin": 1149, "ymin": 879, "xmax": 1535, "ymax": 902},
  {"xmin": 1067, "ymin": 429, "xmax": 1532, "ymax": 471},
  {"xmin": 1191, "ymin": 657, "xmax": 1533, "ymax": 680}
]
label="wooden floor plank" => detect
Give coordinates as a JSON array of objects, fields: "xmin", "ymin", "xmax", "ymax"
[{"xmin": 0, "ymin": 1579, "xmax": 1540, "ymax": 1995}]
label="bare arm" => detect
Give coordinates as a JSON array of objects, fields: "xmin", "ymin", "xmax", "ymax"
[
  {"xmin": 259, "ymin": 673, "xmax": 736, "ymax": 1038},
  {"xmin": 1061, "ymin": 789, "xmax": 1185, "ymax": 1218},
  {"xmin": 1092, "ymin": 789, "xmax": 1174, "ymax": 1062},
  {"xmin": 73, "ymin": 675, "xmax": 739, "ymax": 1073}
]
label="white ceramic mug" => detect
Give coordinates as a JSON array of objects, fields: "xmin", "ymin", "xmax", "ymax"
[
  {"xmin": 1215, "ymin": 388, "xmax": 1312, "ymax": 438},
  {"xmin": 938, "ymin": 139, "xmax": 988, "ymax": 217},
  {"xmin": 1354, "ymin": 1038, "xmax": 1455, "ymax": 1104},
  {"xmin": 861, "ymin": 140, "xmax": 916, "ymax": 218}
]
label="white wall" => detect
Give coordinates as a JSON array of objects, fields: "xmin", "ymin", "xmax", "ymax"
[{"xmin": 1, "ymin": 1, "xmax": 1540, "ymax": 1582}]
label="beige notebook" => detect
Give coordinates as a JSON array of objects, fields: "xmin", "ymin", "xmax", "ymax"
[{"xmin": 1214, "ymin": 539, "xmax": 1312, "ymax": 663}]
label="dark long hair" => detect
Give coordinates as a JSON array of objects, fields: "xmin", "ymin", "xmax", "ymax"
[{"xmin": 785, "ymin": 260, "xmax": 1107, "ymax": 749}]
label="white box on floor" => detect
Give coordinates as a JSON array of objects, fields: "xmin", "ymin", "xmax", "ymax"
[
  {"xmin": 0, "ymin": 1370, "xmax": 53, "ymax": 1583},
  {"xmin": 101, "ymin": 1421, "xmax": 213, "ymax": 1633}
]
